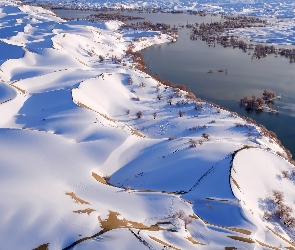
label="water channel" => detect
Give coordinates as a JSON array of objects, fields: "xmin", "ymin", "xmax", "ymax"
[{"xmin": 55, "ymin": 9, "xmax": 295, "ymax": 158}]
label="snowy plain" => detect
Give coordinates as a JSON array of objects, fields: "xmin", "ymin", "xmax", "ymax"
[
  {"xmin": 33, "ymin": 0, "xmax": 295, "ymax": 45},
  {"xmin": 1, "ymin": 0, "xmax": 295, "ymax": 249}
]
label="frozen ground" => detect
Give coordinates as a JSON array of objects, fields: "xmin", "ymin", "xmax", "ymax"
[{"xmin": 1, "ymin": 1, "xmax": 295, "ymax": 249}]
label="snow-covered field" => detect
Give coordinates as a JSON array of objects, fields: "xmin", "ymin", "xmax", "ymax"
[
  {"xmin": 1, "ymin": 1, "xmax": 295, "ymax": 249},
  {"xmin": 34, "ymin": 0, "xmax": 295, "ymax": 45}
]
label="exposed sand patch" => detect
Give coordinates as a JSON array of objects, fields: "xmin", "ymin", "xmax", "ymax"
[
  {"xmin": 186, "ymin": 236, "xmax": 206, "ymax": 245},
  {"xmin": 256, "ymin": 240, "xmax": 279, "ymax": 250},
  {"xmin": 66, "ymin": 192, "xmax": 90, "ymax": 205},
  {"xmin": 74, "ymin": 208, "xmax": 95, "ymax": 215},
  {"xmin": 148, "ymin": 235, "xmax": 181, "ymax": 250},
  {"xmin": 225, "ymin": 247, "xmax": 238, "ymax": 250},
  {"xmin": 10, "ymin": 84, "xmax": 26, "ymax": 94},
  {"xmin": 189, "ymin": 214, "xmax": 200, "ymax": 220},
  {"xmin": 76, "ymin": 101, "xmax": 117, "ymax": 123},
  {"xmin": 230, "ymin": 177, "xmax": 241, "ymax": 191},
  {"xmin": 92, "ymin": 172, "xmax": 107, "ymax": 185},
  {"xmin": 98, "ymin": 211, "xmax": 163, "ymax": 232},
  {"xmin": 126, "ymin": 124, "xmax": 145, "ymax": 138},
  {"xmin": 33, "ymin": 243, "xmax": 49, "ymax": 250},
  {"xmin": 227, "ymin": 227, "xmax": 251, "ymax": 235},
  {"xmin": 227, "ymin": 235, "xmax": 255, "ymax": 243}
]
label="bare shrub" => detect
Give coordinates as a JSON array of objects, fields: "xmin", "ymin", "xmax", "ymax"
[
  {"xmin": 186, "ymin": 91, "xmax": 197, "ymax": 100},
  {"xmin": 263, "ymin": 89, "xmax": 276, "ymax": 101},
  {"xmin": 156, "ymin": 83, "xmax": 161, "ymax": 91},
  {"xmin": 282, "ymin": 171, "xmax": 290, "ymax": 178},
  {"xmin": 139, "ymin": 82, "xmax": 146, "ymax": 88},
  {"xmin": 153, "ymin": 112, "xmax": 157, "ymax": 119},
  {"xmin": 175, "ymin": 84, "xmax": 187, "ymax": 92},
  {"xmin": 128, "ymin": 77, "xmax": 133, "ymax": 85},
  {"xmin": 275, "ymin": 203, "xmax": 293, "ymax": 220},
  {"xmin": 195, "ymin": 104, "xmax": 203, "ymax": 110},
  {"xmin": 283, "ymin": 215, "xmax": 295, "ymax": 228},
  {"xmin": 273, "ymin": 190, "xmax": 284, "ymax": 204},
  {"xmin": 99, "ymin": 55, "xmax": 104, "ymax": 62},
  {"xmin": 183, "ymin": 216, "xmax": 193, "ymax": 229},
  {"xmin": 127, "ymin": 110, "xmax": 130, "ymax": 115},
  {"xmin": 202, "ymin": 133, "xmax": 210, "ymax": 140},
  {"xmin": 168, "ymin": 137, "xmax": 174, "ymax": 140},
  {"xmin": 157, "ymin": 94, "xmax": 162, "ymax": 100},
  {"xmin": 167, "ymin": 99, "xmax": 172, "ymax": 105},
  {"xmin": 103, "ymin": 175, "xmax": 111, "ymax": 181},
  {"xmin": 179, "ymin": 110, "xmax": 185, "ymax": 117},
  {"xmin": 136, "ymin": 111, "xmax": 143, "ymax": 118},
  {"xmin": 188, "ymin": 139, "xmax": 197, "ymax": 148},
  {"xmin": 172, "ymin": 210, "xmax": 185, "ymax": 219},
  {"xmin": 124, "ymin": 186, "xmax": 131, "ymax": 192},
  {"xmin": 235, "ymin": 122, "xmax": 244, "ymax": 127}
]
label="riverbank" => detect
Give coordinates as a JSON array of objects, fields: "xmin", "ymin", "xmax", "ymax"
[
  {"xmin": 52, "ymin": 8, "xmax": 295, "ymax": 159},
  {"xmin": 1, "ymin": 2, "xmax": 295, "ymax": 249}
]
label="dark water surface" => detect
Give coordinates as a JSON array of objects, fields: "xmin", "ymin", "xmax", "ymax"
[{"xmin": 55, "ymin": 10, "xmax": 295, "ymax": 158}]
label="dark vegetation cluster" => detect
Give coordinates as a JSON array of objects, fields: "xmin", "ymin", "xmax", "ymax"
[
  {"xmin": 85, "ymin": 13, "xmax": 144, "ymax": 22},
  {"xmin": 189, "ymin": 15, "xmax": 295, "ymax": 62},
  {"xmin": 264, "ymin": 190, "xmax": 295, "ymax": 228},
  {"xmin": 189, "ymin": 15, "xmax": 265, "ymax": 50},
  {"xmin": 240, "ymin": 89, "xmax": 278, "ymax": 111}
]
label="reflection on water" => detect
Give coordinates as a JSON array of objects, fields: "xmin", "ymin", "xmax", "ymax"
[
  {"xmin": 54, "ymin": 9, "xmax": 295, "ymax": 158},
  {"xmin": 141, "ymin": 26, "xmax": 295, "ymax": 158}
]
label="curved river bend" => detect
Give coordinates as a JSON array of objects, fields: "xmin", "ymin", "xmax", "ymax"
[{"xmin": 55, "ymin": 10, "xmax": 295, "ymax": 158}]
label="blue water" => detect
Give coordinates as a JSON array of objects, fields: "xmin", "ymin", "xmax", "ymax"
[{"xmin": 54, "ymin": 9, "xmax": 295, "ymax": 158}]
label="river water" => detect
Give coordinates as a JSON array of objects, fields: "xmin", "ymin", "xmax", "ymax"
[{"xmin": 55, "ymin": 9, "xmax": 295, "ymax": 158}]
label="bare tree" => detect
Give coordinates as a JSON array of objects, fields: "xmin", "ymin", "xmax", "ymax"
[
  {"xmin": 183, "ymin": 216, "xmax": 193, "ymax": 229},
  {"xmin": 282, "ymin": 171, "xmax": 290, "ymax": 178},
  {"xmin": 136, "ymin": 111, "xmax": 143, "ymax": 118},
  {"xmin": 179, "ymin": 110, "xmax": 185, "ymax": 117},
  {"xmin": 273, "ymin": 190, "xmax": 284, "ymax": 204},
  {"xmin": 157, "ymin": 94, "xmax": 162, "ymax": 100},
  {"xmin": 99, "ymin": 55, "xmax": 104, "ymax": 62},
  {"xmin": 188, "ymin": 139, "xmax": 197, "ymax": 148},
  {"xmin": 202, "ymin": 133, "xmax": 210, "ymax": 140}
]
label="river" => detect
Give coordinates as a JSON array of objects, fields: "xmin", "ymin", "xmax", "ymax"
[{"xmin": 54, "ymin": 9, "xmax": 295, "ymax": 159}]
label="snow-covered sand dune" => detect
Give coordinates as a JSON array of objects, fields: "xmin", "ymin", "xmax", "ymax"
[{"xmin": 1, "ymin": 1, "xmax": 295, "ymax": 249}]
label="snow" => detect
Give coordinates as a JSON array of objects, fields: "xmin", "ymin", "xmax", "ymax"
[{"xmin": 0, "ymin": 1, "xmax": 295, "ymax": 249}]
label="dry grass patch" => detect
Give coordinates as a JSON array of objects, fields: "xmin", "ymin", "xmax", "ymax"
[
  {"xmin": 227, "ymin": 235, "xmax": 255, "ymax": 244},
  {"xmin": 230, "ymin": 177, "xmax": 241, "ymax": 191},
  {"xmin": 33, "ymin": 243, "xmax": 49, "ymax": 250},
  {"xmin": 256, "ymin": 240, "xmax": 280, "ymax": 250},
  {"xmin": 92, "ymin": 172, "xmax": 107, "ymax": 184},
  {"xmin": 10, "ymin": 84, "xmax": 26, "ymax": 94},
  {"xmin": 76, "ymin": 101, "xmax": 117, "ymax": 123},
  {"xmin": 74, "ymin": 208, "xmax": 96, "ymax": 215},
  {"xmin": 66, "ymin": 192, "xmax": 90, "ymax": 205},
  {"xmin": 126, "ymin": 125, "xmax": 145, "ymax": 138},
  {"xmin": 226, "ymin": 227, "xmax": 251, "ymax": 235},
  {"xmin": 186, "ymin": 236, "xmax": 206, "ymax": 245},
  {"xmin": 98, "ymin": 211, "xmax": 163, "ymax": 233}
]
